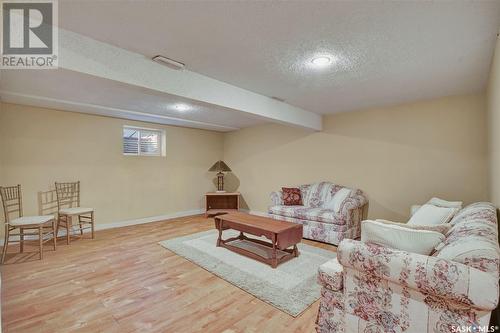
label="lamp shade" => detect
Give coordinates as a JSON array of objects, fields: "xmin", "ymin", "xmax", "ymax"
[{"xmin": 208, "ymin": 160, "xmax": 232, "ymax": 172}]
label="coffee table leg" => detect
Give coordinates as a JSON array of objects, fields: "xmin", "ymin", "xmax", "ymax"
[
  {"xmin": 293, "ymin": 244, "xmax": 299, "ymax": 257},
  {"xmin": 271, "ymin": 235, "xmax": 278, "ymax": 268},
  {"xmin": 217, "ymin": 222, "xmax": 223, "ymax": 247}
]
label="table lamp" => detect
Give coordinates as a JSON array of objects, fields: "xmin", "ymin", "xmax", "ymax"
[{"xmin": 208, "ymin": 160, "xmax": 231, "ymax": 192}]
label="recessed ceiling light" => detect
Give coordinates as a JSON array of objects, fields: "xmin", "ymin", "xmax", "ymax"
[
  {"xmin": 311, "ymin": 56, "xmax": 332, "ymax": 67},
  {"xmin": 174, "ymin": 103, "xmax": 190, "ymax": 112}
]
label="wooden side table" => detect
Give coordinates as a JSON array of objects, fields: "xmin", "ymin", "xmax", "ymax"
[{"xmin": 205, "ymin": 192, "xmax": 240, "ymax": 217}]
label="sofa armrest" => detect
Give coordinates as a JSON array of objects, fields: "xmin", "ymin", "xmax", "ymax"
[
  {"xmin": 337, "ymin": 239, "xmax": 499, "ymax": 311},
  {"xmin": 339, "ymin": 190, "xmax": 368, "ymax": 221},
  {"xmin": 337, "ymin": 190, "xmax": 368, "ymax": 227},
  {"xmin": 270, "ymin": 191, "xmax": 283, "ymax": 206},
  {"xmin": 317, "ymin": 257, "xmax": 344, "ymax": 291}
]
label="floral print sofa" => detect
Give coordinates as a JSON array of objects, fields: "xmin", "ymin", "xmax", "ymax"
[
  {"xmin": 316, "ymin": 202, "xmax": 500, "ymax": 333},
  {"xmin": 268, "ymin": 182, "xmax": 368, "ymax": 245}
]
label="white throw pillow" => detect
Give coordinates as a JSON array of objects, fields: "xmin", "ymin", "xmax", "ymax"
[
  {"xmin": 324, "ymin": 188, "xmax": 352, "ymax": 212},
  {"xmin": 410, "ymin": 205, "xmax": 422, "ymax": 216},
  {"xmin": 427, "ymin": 197, "xmax": 463, "ymax": 209},
  {"xmin": 361, "ymin": 220, "xmax": 445, "ymax": 255},
  {"xmin": 407, "ymin": 204, "xmax": 458, "ymax": 226},
  {"xmin": 375, "ymin": 219, "xmax": 452, "ymax": 235}
]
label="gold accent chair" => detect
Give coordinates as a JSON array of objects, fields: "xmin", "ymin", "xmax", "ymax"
[
  {"xmin": 55, "ymin": 181, "xmax": 95, "ymax": 244},
  {"xmin": 0, "ymin": 185, "xmax": 57, "ymax": 263}
]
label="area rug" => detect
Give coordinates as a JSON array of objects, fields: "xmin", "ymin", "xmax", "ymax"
[{"xmin": 159, "ymin": 229, "xmax": 336, "ymax": 317}]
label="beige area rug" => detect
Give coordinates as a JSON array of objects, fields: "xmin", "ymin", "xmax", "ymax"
[{"xmin": 159, "ymin": 229, "xmax": 336, "ymax": 316}]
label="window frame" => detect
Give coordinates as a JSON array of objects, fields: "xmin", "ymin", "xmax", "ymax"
[{"xmin": 122, "ymin": 125, "xmax": 166, "ymax": 157}]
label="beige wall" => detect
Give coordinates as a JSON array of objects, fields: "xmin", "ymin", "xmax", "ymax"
[
  {"xmin": 0, "ymin": 103, "xmax": 224, "ymax": 233},
  {"xmin": 0, "ymin": 92, "xmax": 490, "ymax": 228},
  {"xmin": 223, "ymin": 94, "xmax": 488, "ymax": 221},
  {"xmin": 488, "ymin": 33, "xmax": 500, "ymax": 207}
]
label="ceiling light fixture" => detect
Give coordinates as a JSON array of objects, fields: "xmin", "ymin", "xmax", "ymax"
[
  {"xmin": 311, "ymin": 56, "xmax": 332, "ymax": 67},
  {"xmin": 174, "ymin": 103, "xmax": 190, "ymax": 112},
  {"xmin": 152, "ymin": 55, "xmax": 185, "ymax": 70}
]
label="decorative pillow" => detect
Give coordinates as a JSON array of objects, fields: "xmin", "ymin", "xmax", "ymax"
[
  {"xmin": 410, "ymin": 205, "xmax": 421, "ymax": 216},
  {"xmin": 282, "ymin": 187, "xmax": 303, "ymax": 206},
  {"xmin": 375, "ymin": 219, "xmax": 452, "ymax": 235},
  {"xmin": 324, "ymin": 188, "xmax": 351, "ymax": 212},
  {"xmin": 361, "ymin": 220, "xmax": 445, "ymax": 255},
  {"xmin": 407, "ymin": 204, "xmax": 458, "ymax": 226},
  {"xmin": 427, "ymin": 197, "xmax": 463, "ymax": 209}
]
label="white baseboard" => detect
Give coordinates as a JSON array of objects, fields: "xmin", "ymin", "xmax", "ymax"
[
  {"xmin": 94, "ymin": 209, "xmax": 204, "ymax": 231},
  {"xmin": 0, "ymin": 209, "xmax": 204, "ymax": 245},
  {"xmin": 240, "ymin": 209, "xmax": 269, "ymax": 217}
]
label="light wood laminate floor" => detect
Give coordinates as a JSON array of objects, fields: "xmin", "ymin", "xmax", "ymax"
[{"xmin": 0, "ymin": 215, "xmax": 336, "ymax": 333}]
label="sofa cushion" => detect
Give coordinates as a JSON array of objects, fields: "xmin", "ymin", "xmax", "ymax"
[
  {"xmin": 361, "ymin": 220, "xmax": 445, "ymax": 255},
  {"xmin": 268, "ymin": 206, "xmax": 348, "ymax": 225},
  {"xmin": 407, "ymin": 204, "xmax": 458, "ymax": 225},
  {"xmin": 324, "ymin": 188, "xmax": 352, "ymax": 212},
  {"xmin": 300, "ymin": 182, "xmax": 336, "ymax": 208},
  {"xmin": 269, "ymin": 205, "xmax": 305, "ymax": 219},
  {"xmin": 282, "ymin": 187, "xmax": 303, "ymax": 206},
  {"xmin": 302, "ymin": 208, "xmax": 344, "ymax": 224}
]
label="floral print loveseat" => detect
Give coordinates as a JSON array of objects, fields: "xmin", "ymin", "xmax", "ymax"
[
  {"xmin": 316, "ymin": 202, "xmax": 500, "ymax": 333},
  {"xmin": 268, "ymin": 182, "xmax": 368, "ymax": 245}
]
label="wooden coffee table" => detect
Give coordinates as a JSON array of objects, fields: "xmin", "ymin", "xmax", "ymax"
[{"xmin": 214, "ymin": 212, "xmax": 303, "ymax": 268}]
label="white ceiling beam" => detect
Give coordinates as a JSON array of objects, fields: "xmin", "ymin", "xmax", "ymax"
[
  {"xmin": 0, "ymin": 91, "xmax": 240, "ymax": 132},
  {"xmin": 59, "ymin": 29, "xmax": 322, "ymax": 131}
]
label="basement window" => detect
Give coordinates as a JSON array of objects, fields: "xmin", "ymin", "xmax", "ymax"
[{"xmin": 123, "ymin": 126, "xmax": 166, "ymax": 156}]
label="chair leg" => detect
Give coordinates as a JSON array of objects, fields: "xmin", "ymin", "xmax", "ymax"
[
  {"xmin": 52, "ymin": 220, "xmax": 57, "ymax": 251},
  {"xmin": 20, "ymin": 227, "xmax": 24, "ymax": 253},
  {"xmin": 79, "ymin": 215, "xmax": 84, "ymax": 236},
  {"xmin": 55, "ymin": 218, "xmax": 60, "ymax": 240},
  {"xmin": 2, "ymin": 228, "xmax": 10, "ymax": 264},
  {"xmin": 39, "ymin": 226, "xmax": 43, "ymax": 260},
  {"xmin": 66, "ymin": 217, "xmax": 70, "ymax": 245},
  {"xmin": 91, "ymin": 212, "xmax": 95, "ymax": 239}
]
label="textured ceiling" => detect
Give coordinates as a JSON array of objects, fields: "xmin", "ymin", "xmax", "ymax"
[
  {"xmin": 58, "ymin": 0, "xmax": 500, "ymax": 114},
  {"xmin": 0, "ymin": 69, "xmax": 266, "ymax": 131}
]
